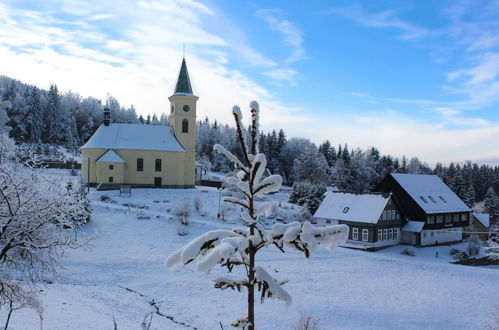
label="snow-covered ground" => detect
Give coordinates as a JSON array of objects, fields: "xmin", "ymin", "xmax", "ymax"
[{"xmin": 2, "ymin": 171, "xmax": 498, "ymax": 329}]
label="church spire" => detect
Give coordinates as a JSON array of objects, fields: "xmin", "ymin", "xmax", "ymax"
[{"xmin": 174, "ymin": 58, "xmax": 193, "ymax": 94}]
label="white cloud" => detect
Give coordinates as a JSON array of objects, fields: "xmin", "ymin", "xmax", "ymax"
[
  {"xmin": 263, "ymin": 68, "xmax": 298, "ymax": 86},
  {"xmin": 257, "ymin": 9, "xmax": 305, "ymax": 64},
  {"xmin": 328, "ymin": 5, "xmax": 428, "ymax": 40},
  {"xmin": 0, "ymin": 0, "xmax": 300, "ymax": 129}
]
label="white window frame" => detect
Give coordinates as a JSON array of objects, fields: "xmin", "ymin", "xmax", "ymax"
[
  {"xmin": 461, "ymin": 213, "xmax": 467, "ymax": 221},
  {"xmin": 389, "ymin": 228, "xmax": 393, "ymax": 240},
  {"xmin": 378, "ymin": 229, "xmax": 383, "ymax": 241},
  {"xmin": 383, "ymin": 229, "xmax": 388, "ymax": 241},
  {"xmin": 393, "ymin": 228, "xmax": 398, "ymax": 240},
  {"xmin": 445, "ymin": 215, "xmax": 452, "ymax": 223},
  {"xmin": 352, "ymin": 228, "xmax": 358, "ymax": 240},
  {"xmin": 437, "ymin": 215, "xmax": 443, "ymax": 223},
  {"xmin": 391, "ymin": 210, "xmax": 396, "ymax": 220},
  {"xmin": 362, "ymin": 229, "xmax": 368, "ymax": 242},
  {"xmin": 427, "ymin": 216, "xmax": 434, "ymax": 224}
]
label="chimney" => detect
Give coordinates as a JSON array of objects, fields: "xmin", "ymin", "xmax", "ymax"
[{"xmin": 103, "ymin": 107, "xmax": 111, "ymax": 126}]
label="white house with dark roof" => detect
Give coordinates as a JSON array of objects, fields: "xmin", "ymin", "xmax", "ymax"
[
  {"xmin": 80, "ymin": 58, "xmax": 197, "ymax": 189},
  {"xmin": 314, "ymin": 191, "xmax": 403, "ymax": 249},
  {"xmin": 377, "ymin": 173, "xmax": 471, "ymax": 246}
]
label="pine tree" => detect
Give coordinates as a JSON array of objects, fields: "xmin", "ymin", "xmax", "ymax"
[
  {"xmin": 484, "ymin": 187, "xmax": 499, "ymax": 225},
  {"xmin": 166, "ymin": 101, "xmax": 348, "ymax": 329}
]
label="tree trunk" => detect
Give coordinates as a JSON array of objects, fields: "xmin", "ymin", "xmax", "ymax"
[{"xmin": 247, "ymin": 225, "xmax": 255, "ymax": 330}]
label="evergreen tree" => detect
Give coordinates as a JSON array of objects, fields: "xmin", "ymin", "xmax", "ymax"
[{"xmin": 484, "ymin": 187, "xmax": 499, "ymax": 225}]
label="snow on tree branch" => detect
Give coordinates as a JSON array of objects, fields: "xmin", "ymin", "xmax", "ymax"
[{"xmin": 166, "ymin": 101, "xmax": 348, "ymax": 329}]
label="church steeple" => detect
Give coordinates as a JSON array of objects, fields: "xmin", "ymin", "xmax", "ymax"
[{"xmin": 174, "ymin": 58, "xmax": 193, "ymax": 94}]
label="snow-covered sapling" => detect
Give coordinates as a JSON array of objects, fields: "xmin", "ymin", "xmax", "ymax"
[{"xmin": 166, "ymin": 101, "xmax": 349, "ymax": 329}]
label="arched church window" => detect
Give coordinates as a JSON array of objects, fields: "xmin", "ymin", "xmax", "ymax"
[
  {"xmin": 182, "ymin": 119, "xmax": 188, "ymax": 133},
  {"xmin": 137, "ymin": 158, "xmax": 144, "ymax": 171}
]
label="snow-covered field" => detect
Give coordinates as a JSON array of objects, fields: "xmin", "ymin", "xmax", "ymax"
[{"xmin": 2, "ymin": 172, "xmax": 498, "ymax": 329}]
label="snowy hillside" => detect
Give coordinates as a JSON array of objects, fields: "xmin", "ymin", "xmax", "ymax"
[{"xmin": 1, "ymin": 175, "xmax": 498, "ymax": 329}]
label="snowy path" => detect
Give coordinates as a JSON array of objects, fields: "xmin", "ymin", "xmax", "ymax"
[{"xmin": 2, "ymin": 188, "xmax": 498, "ymax": 329}]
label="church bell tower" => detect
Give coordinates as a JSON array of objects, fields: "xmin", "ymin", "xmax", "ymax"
[{"xmin": 169, "ymin": 58, "xmax": 198, "ymax": 153}]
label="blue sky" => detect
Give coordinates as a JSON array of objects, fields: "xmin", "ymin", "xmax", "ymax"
[{"xmin": 1, "ymin": 0, "xmax": 498, "ymax": 163}]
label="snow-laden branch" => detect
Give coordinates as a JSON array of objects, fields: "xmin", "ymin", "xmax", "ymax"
[
  {"xmin": 166, "ymin": 230, "xmax": 240, "ymax": 269},
  {"xmin": 254, "ymin": 266, "xmax": 291, "ymax": 305}
]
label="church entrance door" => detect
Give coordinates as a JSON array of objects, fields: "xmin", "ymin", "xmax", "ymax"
[{"xmin": 154, "ymin": 177, "xmax": 162, "ymax": 188}]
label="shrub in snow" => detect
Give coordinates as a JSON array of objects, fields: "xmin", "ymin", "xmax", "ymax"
[
  {"xmin": 449, "ymin": 248, "xmax": 469, "ymax": 260},
  {"xmin": 166, "ymin": 101, "xmax": 349, "ymax": 329},
  {"xmin": 193, "ymin": 197, "xmax": 202, "ymax": 212},
  {"xmin": 174, "ymin": 200, "xmax": 191, "ymax": 225},
  {"xmin": 400, "ymin": 248, "xmax": 415, "ymax": 256},
  {"xmin": 100, "ymin": 194, "xmax": 110, "ymax": 201},
  {"xmin": 466, "ymin": 237, "xmax": 481, "ymax": 257},
  {"xmin": 293, "ymin": 313, "xmax": 322, "ymax": 330}
]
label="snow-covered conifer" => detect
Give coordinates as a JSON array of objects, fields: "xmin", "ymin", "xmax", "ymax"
[{"xmin": 166, "ymin": 101, "xmax": 348, "ymax": 329}]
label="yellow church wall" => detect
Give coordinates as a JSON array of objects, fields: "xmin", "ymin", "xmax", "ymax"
[
  {"xmin": 81, "ymin": 148, "xmax": 194, "ymax": 187},
  {"xmin": 97, "ymin": 162, "xmax": 125, "ymax": 184}
]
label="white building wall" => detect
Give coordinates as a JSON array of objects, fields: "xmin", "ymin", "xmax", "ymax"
[
  {"xmin": 421, "ymin": 227, "xmax": 462, "ymax": 246},
  {"xmin": 314, "ymin": 217, "xmax": 339, "ymax": 226}
]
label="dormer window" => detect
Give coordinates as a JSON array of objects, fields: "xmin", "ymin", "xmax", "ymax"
[
  {"xmin": 428, "ymin": 196, "xmax": 436, "ymax": 203},
  {"xmin": 419, "ymin": 196, "xmax": 428, "ymax": 203},
  {"xmin": 439, "ymin": 196, "xmax": 447, "ymax": 203},
  {"xmin": 342, "ymin": 207, "xmax": 350, "ymax": 213}
]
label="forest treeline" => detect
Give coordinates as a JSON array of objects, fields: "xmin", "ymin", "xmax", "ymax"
[{"xmin": 1, "ymin": 75, "xmax": 498, "ymax": 209}]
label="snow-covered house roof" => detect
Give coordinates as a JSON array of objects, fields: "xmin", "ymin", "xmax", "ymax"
[
  {"xmin": 401, "ymin": 221, "xmax": 425, "ymax": 233},
  {"xmin": 314, "ymin": 191, "xmax": 391, "ymax": 224},
  {"xmin": 473, "ymin": 212, "xmax": 490, "ymax": 228},
  {"xmin": 80, "ymin": 123, "xmax": 185, "ymax": 152},
  {"xmin": 96, "ymin": 150, "xmax": 125, "ymax": 163},
  {"xmin": 390, "ymin": 173, "xmax": 470, "ymax": 214}
]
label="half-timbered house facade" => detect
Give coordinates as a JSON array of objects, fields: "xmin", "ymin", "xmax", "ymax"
[{"xmin": 314, "ymin": 192, "xmax": 403, "ymax": 249}]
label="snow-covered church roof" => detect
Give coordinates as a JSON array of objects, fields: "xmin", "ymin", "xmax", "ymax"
[
  {"xmin": 81, "ymin": 123, "xmax": 185, "ymax": 152},
  {"xmin": 390, "ymin": 173, "xmax": 470, "ymax": 214},
  {"xmin": 314, "ymin": 191, "xmax": 391, "ymax": 224},
  {"xmin": 96, "ymin": 150, "xmax": 125, "ymax": 163}
]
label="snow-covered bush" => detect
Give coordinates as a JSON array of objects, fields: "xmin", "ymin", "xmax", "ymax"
[
  {"xmin": 174, "ymin": 200, "xmax": 191, "ymax": 225},
  {"xmin": 466, "ymin": 237, "xmax": 481, "ymax": 257},
  {"xmin": 400, "ymin": 248, "xmax": 415, "ymax": 256},
  {"xmin": 193, "ymin": 197, "xmax": 202, "ymax": 212},
  {"xmin": 292, "ymin": 313, "xmax": 322, "ymax": 330},
  {"xmin": 166, "ymin": 101, "xmax": 348, "ymax": 329},
  {"xmin": 449, "ymin": 248, "xmax": 469, "ymax": 260}
]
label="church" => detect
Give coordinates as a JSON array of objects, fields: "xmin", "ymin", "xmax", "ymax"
[{"xmin": 80, "ymin": 58, "xmax": 197, "ymax": 189}]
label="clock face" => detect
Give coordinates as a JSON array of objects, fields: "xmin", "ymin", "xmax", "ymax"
[{"xmin": 183, "ymin": 104, "xmax": 190, "ymax": 112}]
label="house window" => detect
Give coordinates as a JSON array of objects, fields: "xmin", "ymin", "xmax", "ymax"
[
  {"xmin": 394, "ymin": 210, "xmax": 399, "ymax": 220},
  {"xmin": 137, "ymin": 158, "xmax": 144, "ymax": 171},
  {"xmin": 342, "ymin": 207, "xmax": 350, "ymax": 213},
  {"xmin": 383, "ymin": 229, "xmax": 388, "ymax": 241},
  {"xmin": 391, "ymin": 210, "xmax": 396, "ymax": 220},
  {"xmin": 445, "ymin": 215, "xmax": 452, "ymax": 223},
  {"xmin": 109, "ymin": 164, "xmax": 114, "ymax": 170},
  {"xmin": 427, "ymin": 216, "xmax": 434, "ymax": 224},
  {"xmin": 182, "ymin": 119, "xmax": 189, "ymax": 133},
  {"xmin": 461, "ymin": 213, "xmax": 467, "ymax": 222},
  {"xmin": 362, "ymin": 229, "xmax": 368, "ymax": 242},
  {"xmin": 453, "ymin": 214, "xmax": 460, "ymax": 223},
  {"xmin": 109, "ymin": 176, "xmax": 113, "ymax": 183},
  {"xmin": 155, "ymin": 159, "xmax": 162, "ymax": 172},
  {"xmin": 378, "ymin": 229, "xmax": 383, "ymax": 241},
  {"xmin": 393, "ymin": 228, "xmax": 398, "ymax": 240},
  {"xmin": 352, "ymin": 228, "xmax": 358, "ymax": 240},
  {"xmin": 437, "ymin": 215, "xmax": 443, "ymax": 223},
  {"xmin": 423, "ymin": 232, "xmax": 427, "ymax": 238},
  {"xmin": 389, "ymin": 228, "xmax": 393, "ymax": 240},
  {"xmin": 439, "ymin": 196, "xmax": 447, "ymax": 203},
  {"xmin": 326, "ymin": 220, "xmax": 331, "ymax": 224}
]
